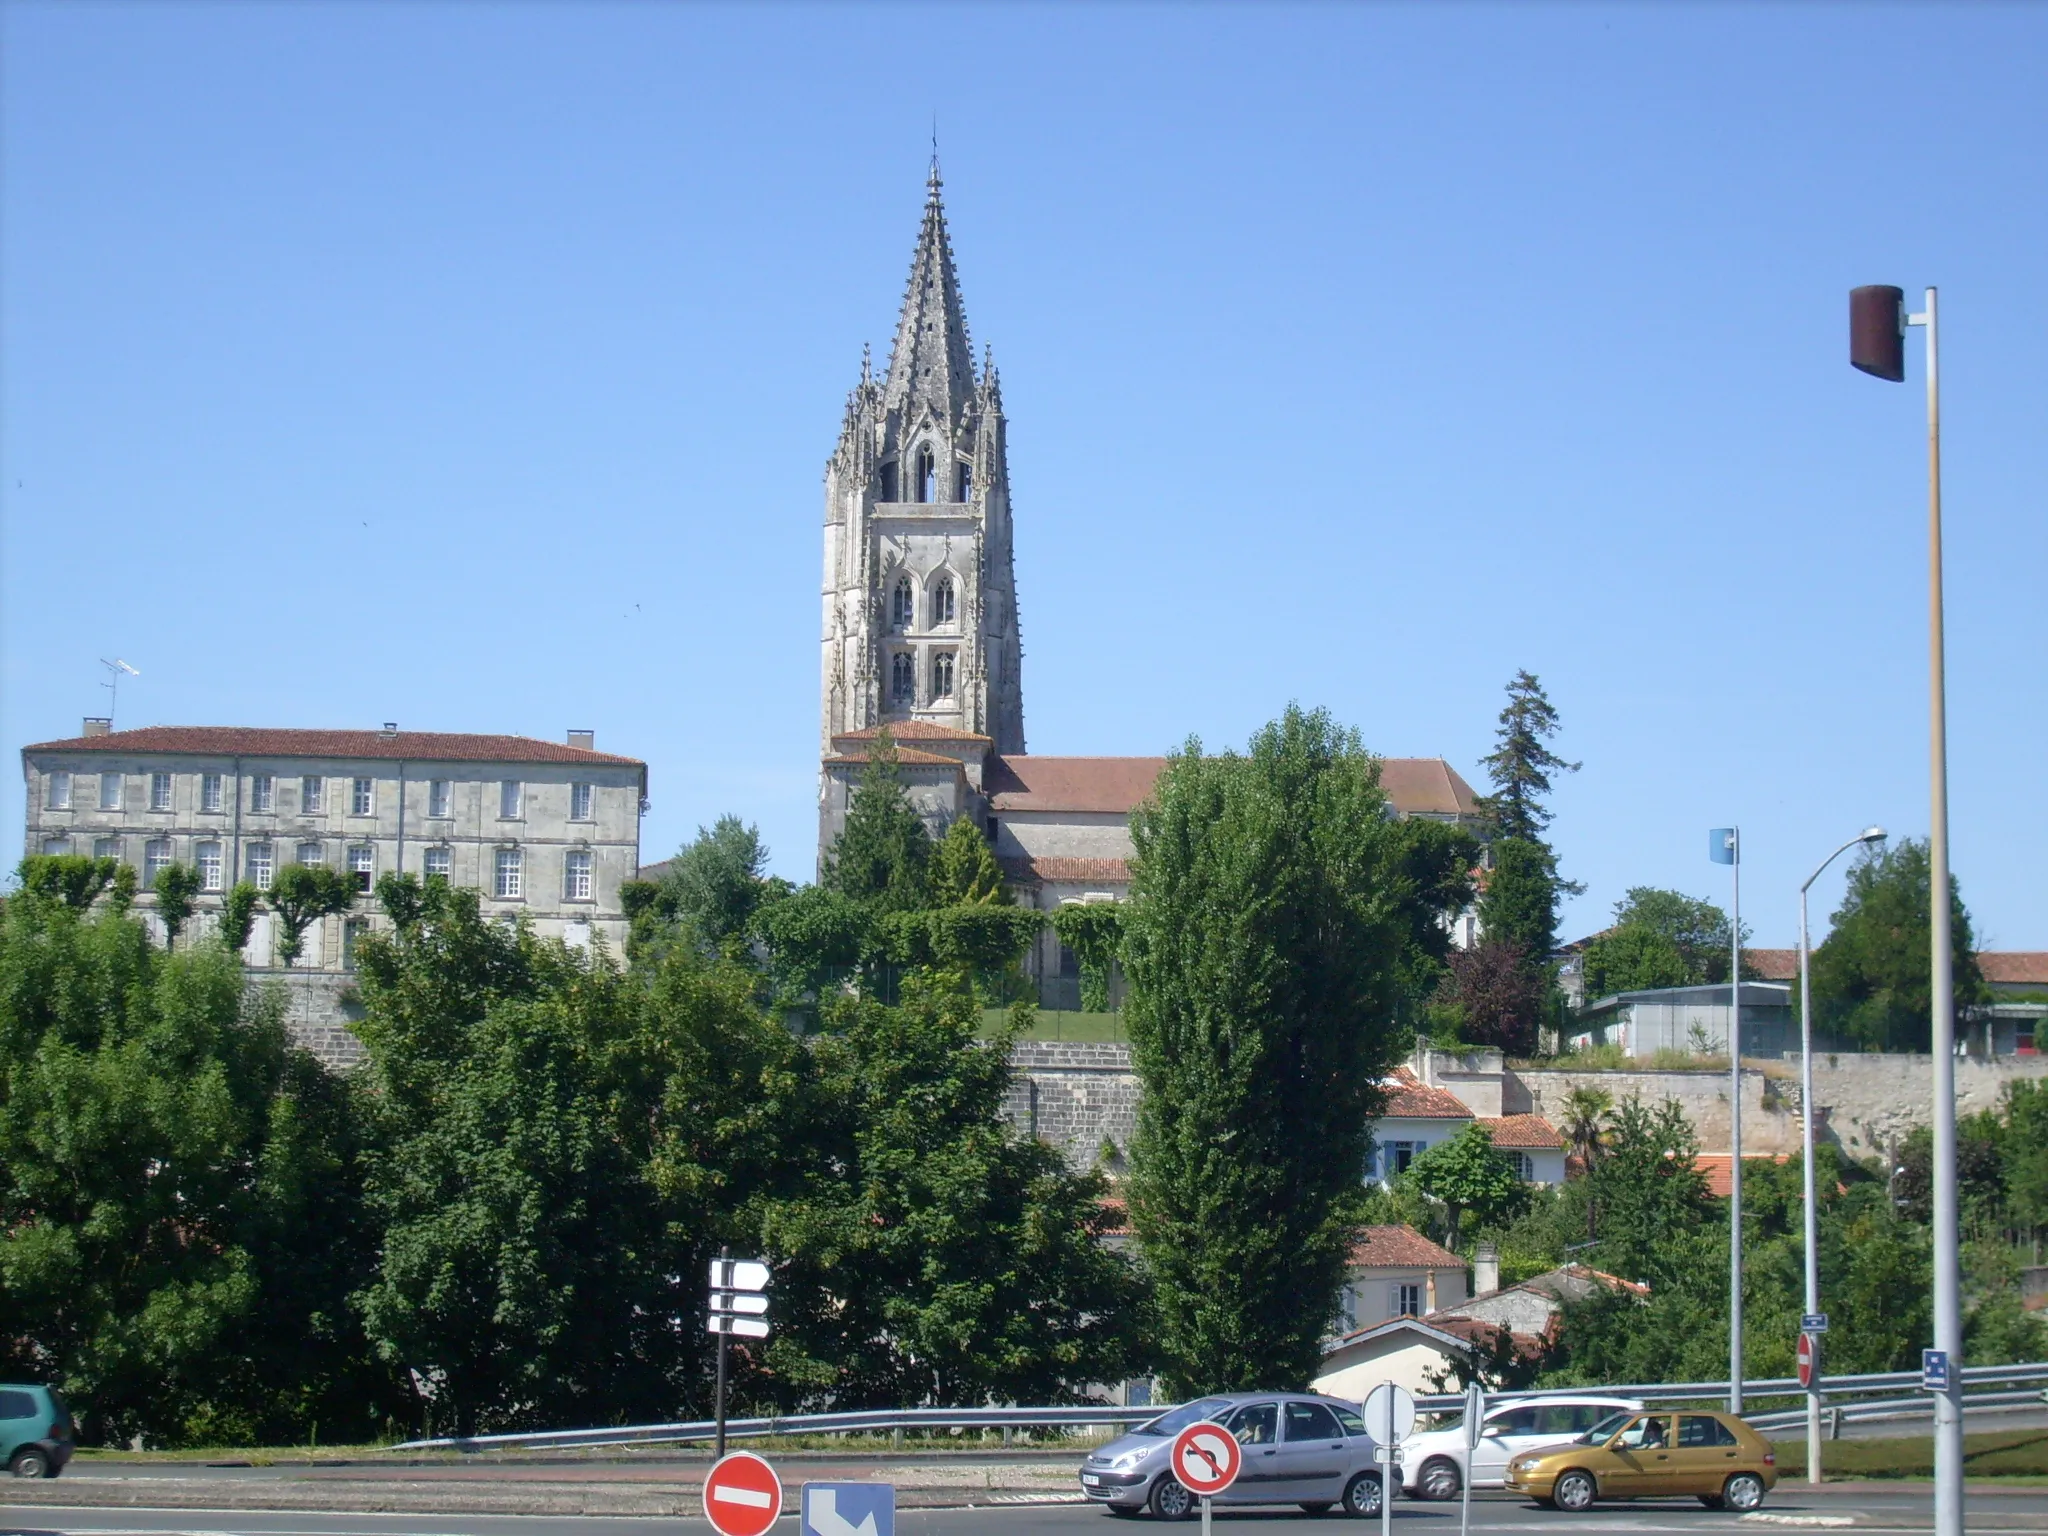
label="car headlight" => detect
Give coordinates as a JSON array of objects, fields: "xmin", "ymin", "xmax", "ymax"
[{"xmin": 1110, "ymin": 1451, "xmax": 1146, "ymax": 1471}]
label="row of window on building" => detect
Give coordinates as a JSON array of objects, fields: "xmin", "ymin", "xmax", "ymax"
[
  {"xmin": 878, "ymin": 446, "xmax": 971, "ymax": 505},
  {"xmin": 889, "ymin": 573, "xmax": 957, "ymax": 632},
  {"xmin": 44, "ymin": 770, "xmax": 595, "ymax": 821},
  {"xmin": 38, "ymin": 834, "xmax": 596, "ymax": 903},
  {"xmin": 890, "ymin": 650, "xmax": 956, "ymax": 702}
]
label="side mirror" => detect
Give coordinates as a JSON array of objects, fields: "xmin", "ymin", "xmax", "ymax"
[{"xmin": 1481, "ymin": 1424, "xmax": 1504, "ymax": 1439}]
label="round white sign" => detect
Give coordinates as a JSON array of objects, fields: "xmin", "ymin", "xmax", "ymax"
[{"xmin": 1361, "ymin": 1382, "xmax": 1417, "ymax": 1444}]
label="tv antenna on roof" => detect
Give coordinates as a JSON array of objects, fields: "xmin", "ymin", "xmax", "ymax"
[{"xmin": 99, "ymin": 658, "xmax": 139, "ymax": 725}]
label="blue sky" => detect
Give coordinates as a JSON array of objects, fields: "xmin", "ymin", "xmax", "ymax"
[{"xmin": 4, "ymin": 3, "xmax": 2043, "ymax": 949}]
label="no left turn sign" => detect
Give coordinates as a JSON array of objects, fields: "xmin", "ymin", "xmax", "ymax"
[
  {"xmin": 1171, "ymin": 1421, "xmax": 1242, "ymax": 1497},
  {"xmin": 703, "ymin": 1450, "xmax": 784, "ymax": 1536}
]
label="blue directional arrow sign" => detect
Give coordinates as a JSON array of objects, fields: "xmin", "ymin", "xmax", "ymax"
[{"xmin": 803, "ymin": 1482, "xmax": 894, "ymax": 1536}]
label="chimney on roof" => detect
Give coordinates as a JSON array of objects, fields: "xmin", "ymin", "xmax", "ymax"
[
  {"xmin": 381, "ymin": 722, "xmax": 399, "ymax": 736},
  {"xmin": 1473, "ymin": 1241, "xmax": 1500, "ymax": 1298},
  {"xmin": 82, "ymin": 717, "xmax": 112, "ymax": 737},
  {"xmin": 567, "ymin": 729, "xmax": 594, "ymax": 751}
]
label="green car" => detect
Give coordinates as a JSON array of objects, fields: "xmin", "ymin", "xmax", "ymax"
[{"xmin": 1, "ymin": 1384, "xmax": 74, "ymax": 1477}]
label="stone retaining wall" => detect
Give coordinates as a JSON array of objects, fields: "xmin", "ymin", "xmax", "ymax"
[{"xmin": 1001, "ymin": 1041, "xmax": 1140, "ymax": 1170}]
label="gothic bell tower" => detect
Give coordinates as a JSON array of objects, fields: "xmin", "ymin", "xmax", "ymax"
[{"xmin": 819, "ymin": 164, "xmax": 1025, "ymax": 759}]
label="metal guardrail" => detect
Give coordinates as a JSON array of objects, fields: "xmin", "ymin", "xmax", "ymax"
[{"xmin": 392, "ymin": 1361, "xmax": 2048, "ymax": 1453}]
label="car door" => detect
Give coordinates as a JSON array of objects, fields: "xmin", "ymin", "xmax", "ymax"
[
  {"xmin": 1670, "ymin": 1414, "xmax": 1743, "ymax": 1495},
  {"xmin": 1274, "ymin": 1401, "xmax": 1349, "ymax": 1503},
  {"xmin": 1217, "ymin": 1401, "xmax": 1280, "ymax": 1503},
  {"xmin": 1602, "ymin": 1415, "xmax": 1676, "ymax": 1496},
  {"xmin": 1471, "ymin": 1404, "xmax": 1540, "ymax": 1486}
]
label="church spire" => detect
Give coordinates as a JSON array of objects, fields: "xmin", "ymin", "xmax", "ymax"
[{"xmin": 882, "ymin": 163, "xmax": 976, "ymax": 425}]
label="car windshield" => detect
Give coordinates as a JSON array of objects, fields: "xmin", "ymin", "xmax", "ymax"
[
  {"xmin": 1132, "ymin": 1398, "xmax": 1234, "ymax": 1437},
  {"xmin": 1577, "ymin": 1410, "xmax": 1635, "ymax": 1445}
]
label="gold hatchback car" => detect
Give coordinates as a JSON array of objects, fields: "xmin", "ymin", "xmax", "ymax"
[{"xmin": 1501, "ymin": 1409, "xmax": 1778, "ymax": 1513}]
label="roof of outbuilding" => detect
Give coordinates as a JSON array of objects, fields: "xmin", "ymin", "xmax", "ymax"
[
  {"xmin": 1000, "ymin": 855, "xmax": 1132, "ymax": 885},
  {"xmin": 21, "ymin": 725, "xmax": 643, "ymax": 767},
  {"xmin": 1349, "ymin": 1224, "xmax": 1465, "ymax": 1271},
  {"xmin": 982, "ymin": 755, "xmax": 1485, "ymax": 818},
  {"xmin": 1380, "ymin": 1067, "xmax": 1476, "ymax": 1120},
  {"xmin": 1478, "ymin": 1114, "xmax": 1565, "ymax": 1149},
  {"xmin": 824, "ymin": 747, "xmax": 962, "ymax": 767},
  {"xmin": 833, "ymin": 721, "xmax": 991, "ymax": 743},
  {"xmin": 1692, "ymin": 1153, "xmax": 1790, "ymax": 1198}
]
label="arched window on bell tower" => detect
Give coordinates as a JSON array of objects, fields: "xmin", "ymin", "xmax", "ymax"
[
  {"xmin": 891, "ymin": 652, "xmax": 915, "ymax": 702},
  {"xmin": 892, "ymin": 574, "xmax": 914, "ymax": 630},
  {"xmin": 931, "ymin": 652, "xmax": 955, "ymax": 699},
  {"xmin": 929, "ymin": 575, "xmax": 955, "ymax": 628},
  {"xmin": 916, "ymin": 445, "xmax": 936, "ymax": 503},
  {"xmin": 955, "ymin": 462, "xmax": 972, "ymax": 501}
]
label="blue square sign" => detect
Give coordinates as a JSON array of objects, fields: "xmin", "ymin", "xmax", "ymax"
[
  {"xmin": 803, "ymin": 1482, "xmax": 895, "ymax": 1536},
  {"xmin": 1921, "ymin": 1349, "xmax": 1950, "ymax": 1391}
]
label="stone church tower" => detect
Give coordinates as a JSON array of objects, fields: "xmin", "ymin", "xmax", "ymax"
[{"xmin": 819, "ymin": 165, "xmax": 1025, "ymax": 760}]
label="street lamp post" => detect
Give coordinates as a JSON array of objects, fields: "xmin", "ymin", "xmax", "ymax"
[
  {"xmin": 1850, "ymin": 282, "xmax": 1960, "ymax": 1536},
  {"xmin": 1797, "ymin": 826, "xmax": 1887, "ymax": 1483}
]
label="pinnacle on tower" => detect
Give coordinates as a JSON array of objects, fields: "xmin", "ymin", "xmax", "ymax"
[{"xmin": 883, "ymin": 165, "xmax": 977, "ymax": 426}]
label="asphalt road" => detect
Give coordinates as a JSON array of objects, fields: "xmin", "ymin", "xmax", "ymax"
[{"xmin": 10, "ymin": 1489, "xmax": 2048, "ymax": 1536}]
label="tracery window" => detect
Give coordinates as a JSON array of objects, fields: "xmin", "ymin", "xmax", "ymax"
[
  {"xmin": 916, "ymin": 446, "xmax": 936, "ymax": 503},
  {"xmin": 891, "ymin": 652, "xmax": 915, "ymax": 701},
  {"xmin": 931, "ymin": 652, "xmax": 955, "ymax": 698},
  {"xmin": 955, "ymin": 463, "xmax": 972, "ymax": 501},
  {"xmin": 930, "ymin": 576, "xmax": 955, "ymax": 627},
  {"xmin": 892, "ymin": 574, "xmax": 914, "ymax": 630}
]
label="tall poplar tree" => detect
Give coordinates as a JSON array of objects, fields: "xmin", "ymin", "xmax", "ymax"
[{"xmin": 1122, "ymin": 707, "xmax": 1416, "ymax": 1394}]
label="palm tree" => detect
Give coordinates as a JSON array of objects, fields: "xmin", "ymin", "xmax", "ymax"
[{"xmin": 1560, "ymin": 1085, "xmax": 1612, "ymax": 1242}]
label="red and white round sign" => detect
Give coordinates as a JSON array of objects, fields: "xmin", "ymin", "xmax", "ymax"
[
  {"xmin": 703, "ymin": 1450, "xmax": 784, "ymax": 1536},
  {"xmin": 1171, "ymin": 1420, "xmax": 1242, "ymax": 1497}
]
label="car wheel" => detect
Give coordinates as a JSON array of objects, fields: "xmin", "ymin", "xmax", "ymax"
[
  {"xmin": 9, "ymin": 1447, "xmax": 51, "ymax": 1480},
  {"xmin": 1149, "ymin": 1476, "xmax": 1197, "ymax": 1521},
  {"xmin": 1552, "ymin": 1470, "xmax": 1597, "ymax": 1512},
  {"xmin": 1418, "ymin": 1458, "xmax": 1462, "ymax": 1501},
  {"xmin": 1342, "ymin": 1473, "xmax": 1384, "ymax": 1518},
  {"xmin": 1722, "ymin": 1473, "xmax": 1766, "ymax": 1512}
]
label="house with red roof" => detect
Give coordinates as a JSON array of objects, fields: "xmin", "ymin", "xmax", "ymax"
[{"xmin": 1372, "ymin": 1066, "xmax": 1568, "ymax": 1186}]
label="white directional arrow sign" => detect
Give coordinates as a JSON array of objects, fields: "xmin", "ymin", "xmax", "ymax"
[
  {"xmin": 802, "ymin": 1481, "xmax": 894, "ymax": 1536},
  {"xmin": 808, "ymin": 1488, "xmax": 875, "ymax": 1536}
]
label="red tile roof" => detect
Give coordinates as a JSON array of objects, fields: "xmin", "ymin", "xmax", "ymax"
[
  {"xmin": 824, "ymin": 747, "xmax": 963, "ymax": 767},
  {"xmin": 1000, "ymin": 855, "xmax": 1132, "ymax": 885},
  {"xmin": 1982, "ymin": 952, "xmax": 2048, "ymax": 987},
  {"xmin": 1479, "ymin": 1114, "xmax": 1564, "ymax": 1149},
  {"xmin": 1349, "ymin": 1224, "xmax": 1465, "ymax": 1271},
  {"xmin": 833, "ymin": 721, "xmax": 991, "ymax": 743},
  {"xmin": 1380, "ymin": 1066, "xmax": 1475, "ymax": 1120},
  {"xmin": 1692, "ymin": 1153, "xmax": 1791, "ymax": 1199},
  {"xmin": 983, "ymin": 755, "xmax": 1484, "ymax": 818},
  {"xmin": 1747, "ymin": 949, "xmax": 1799, "ymax": 981},
  {"xmin": 21, "ymin": 725, "xmax": 642, "ymax": 766}
]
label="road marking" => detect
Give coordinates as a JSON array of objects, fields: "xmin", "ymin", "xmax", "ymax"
[{"xmin": 1740, "ymin": 1516, "xmax": 1858, "ymax": 1528}]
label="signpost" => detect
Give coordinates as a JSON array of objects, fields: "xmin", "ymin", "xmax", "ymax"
[
  {"xmin": 1922, "ymin": 1349, "xmax": 1951, "ymax": 1394},
  {"xmin": 803, "ymin": 1482, "xmax": 895, "ymax": 1536},
  {"xmin": 1169, "ymin": 1420, "xmax": 1241, "ymax": 1536},
  {"xmin": 1362, "ymin": 1383, "xmax": 1416, "ymax": 1536},
  {"xmin": 703, "ymin": 1451, "xmax": 784, "ymax": 1536},
  {"xmin": 708, "ymin": 1250, "xmax": 772, "ymax": 1458},
  {"xmin": 1460, "ymin": 1381, "xmax": 1484, "ymax": 1536}
]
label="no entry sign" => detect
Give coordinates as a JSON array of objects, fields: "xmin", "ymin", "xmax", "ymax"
[
  {"xmin": 1797, "ymin": 1331, "xmax": 1820, "ymax": 1390},
  {"xmin": 1171, "ymin": 1421, "xmax": 1242, "ymax": 1498},
  {"xmin": 704, "ymin": 1450, "xmax": 784, "ymax": 1536}
]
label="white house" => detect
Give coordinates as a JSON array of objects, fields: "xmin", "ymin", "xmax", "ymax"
[{"xmin": 1373, "ymin": 1067, "xmax": 1568, "ymax": 1186}]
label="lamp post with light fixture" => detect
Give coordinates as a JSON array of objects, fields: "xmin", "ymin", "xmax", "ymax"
[{"xmin": 1796, "ymin": 825, "xmax": 1886, "ymax": 1483}]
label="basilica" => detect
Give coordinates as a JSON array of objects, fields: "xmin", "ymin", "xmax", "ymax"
[{"xmin": 817, "ymin": 168, "xmax": 1487, "ymax": 991}]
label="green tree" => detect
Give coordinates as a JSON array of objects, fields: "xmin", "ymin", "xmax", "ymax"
[
  {"xmin": 1582, "ymin": 1097, "xmax": 1715, "ymax": 1289},
  {"xmin": 762, "ymin": 979, "xmax": 1145, "ymax": 1406},
  {"xmin": 1050, "ymin": 902, "xmax": 1123, "ymax": 1013},
  {"xmin": 351, "ymin": 880, "xmax": 805, "ymax": 1433},
  {"xmin": 17, "ymin": 853, "xmax": 122, "ymax": 910},
  {"xmin": 1122, "ymin": 706, "xmax": 1415, "ymax": 1395},
  {"xmin": 824, "ymin": 729, "xmax": 933, "ymax": 915},
  {"xmin": 1580, "ymin": 887, "xmax": 1738, "ymax": 996},
  {"xmin": 0, "ymin": 882, "xmax": 388, "ymax": 1446},
  {"xmin": 1379, "ymin": 819, "xmax": 1481, "ymax": 1025},
  {"xmin": 751, "ymin": 883, "xmax": 872, "ymax": 1008},
  {"xmin": 268, "ymin": 864, "xmax": 358, "ymax": 967},
  {"xmin": 663, "ymin": 815, "xmax": 773, "ymax": 948},
  {"xmin": 217, "ymin": 882, "xmax": 262, "ymax": 955},
  {"xmin": 1405, "ymin": 1124, "xmax": 1527, "ymax": 1250},
  {"xmin": 1481, "ymin": 837, "xmax": 1562, "ymax": 962},
  {"xmin": 152, "ymin": 861, "xmax": 204, "ymax": 948},
  {"xmin": 929, "ymin": 815, "xmax": 1007, "ymax": 905},
  {"xmin": 1807, "ymin": 839, "xmax": 1989, "ymax": 1052},
  {"xmin": 1479, "ymin": 669, "xmax": 1579, "ymax": 843},
  {"xmin": 1559, "ymin": 1084, "xmax": 1612, "ymax": 1179}
]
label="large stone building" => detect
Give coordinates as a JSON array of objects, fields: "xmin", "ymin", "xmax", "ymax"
[
  {"xmin": 19, "ymin": 721, "xmax": 646, "ymax": 1058},
  {"xmin": 817, "ymin": 171, "xmax": 1490, "ymax": 991}
]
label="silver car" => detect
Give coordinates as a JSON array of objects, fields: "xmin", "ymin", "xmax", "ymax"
[{"xmin": 1079, "ymin": 1393, "xmax": 1390, "ymax": 1519}]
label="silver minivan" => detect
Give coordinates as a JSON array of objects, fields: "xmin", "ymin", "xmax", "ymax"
[{"xmin": 1080, "ymin": 1393, "xmax": 1390, "ymax": 1519}]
